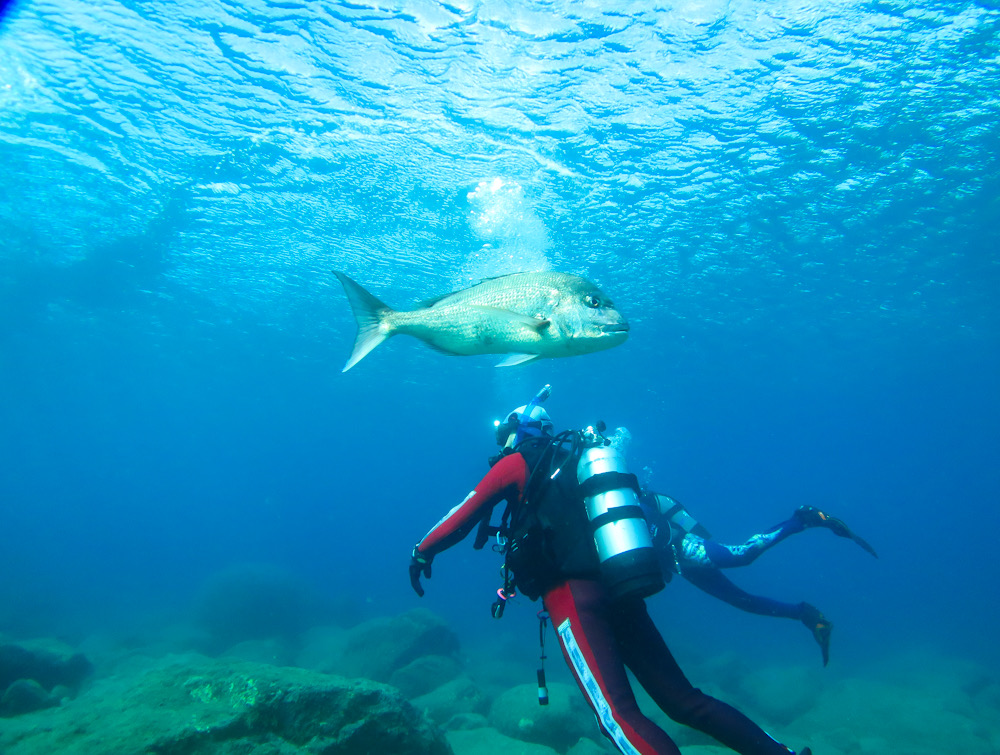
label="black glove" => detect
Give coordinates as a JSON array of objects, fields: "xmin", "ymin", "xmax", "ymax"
[{"xmin": 409, "ymin": 547, "xmax": 433, "ymax": 597}]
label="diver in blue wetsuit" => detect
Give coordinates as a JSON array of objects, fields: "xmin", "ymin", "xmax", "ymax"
[{"xmin": 641, "ymin": 491, "xmax": 878, "ymax": 666}]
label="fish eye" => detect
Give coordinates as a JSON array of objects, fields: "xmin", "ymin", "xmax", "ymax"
[{"xmin": 584, "ymin": 295, "xmax": 601, "ymax": 308}]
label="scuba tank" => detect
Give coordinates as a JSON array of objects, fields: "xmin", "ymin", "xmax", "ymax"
[{"xmin": 577, "ymin": 427, "xmax": 664, "ymax": 601}]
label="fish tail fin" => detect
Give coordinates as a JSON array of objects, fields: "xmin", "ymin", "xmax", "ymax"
[{"xmin": 333, "ymin": 271, "xmax": 395, "ymax": 372}]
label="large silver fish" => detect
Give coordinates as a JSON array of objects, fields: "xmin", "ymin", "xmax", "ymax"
[{"xmin": 333, "ymin": 270, "xmax": 629, "ymax": 372}]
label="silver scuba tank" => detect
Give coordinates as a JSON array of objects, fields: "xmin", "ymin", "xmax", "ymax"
[{"xmin": 577, "ymin": 439, "xmax": 665, "ymax": 601}]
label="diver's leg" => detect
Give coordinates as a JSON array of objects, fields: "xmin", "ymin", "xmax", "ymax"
[
  {"xmin": 544, "ymin": 580, "xmax": 681, "ymax": 755},
  {"xmin": 611, "ymin": 597, "xmax": 797, "ymax": 755},
  {"xmin": 682, "ymin": 567, "xmax": 802, "ymax": 618},
  {"xmin": 684, "ymin": 517, "xmax": 803, "ymax": 569},
  {"xmin": 682, "ymin": 568, "xmax": 833, "ymax": 666}
]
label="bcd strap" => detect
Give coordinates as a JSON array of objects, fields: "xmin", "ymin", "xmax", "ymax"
[
  {"xmin": 588, "ymin": 505, "xmax": 646, "ymax": 533},
  {"xmin": 661, "ymin": 496, "xmax": 712, "ymax": 540},
  {"xmin": 578, "ymin": 471, "xmax": 640, "ymax": 501},
  {"xmin": 474, "ymin": 519, "xmax": 501, "ymax": 550}
]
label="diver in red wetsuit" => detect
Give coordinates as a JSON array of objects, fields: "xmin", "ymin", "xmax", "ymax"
[{"xmin": 408, "ymin": 387, "xmax": 812, "ymax": 755}]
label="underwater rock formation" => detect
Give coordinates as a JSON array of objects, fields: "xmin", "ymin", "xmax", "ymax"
[
  {"xmin": 389, "ymin": 654, "xmax": 465, "ymax": 699},
  {"xmin": 194, "ymin": 563, "xmax": 334, "ymax": 651},
  {"xmin": 0, "ymin": 640, "xmax": 92, "ymax": 717},
  {"xmin": 0, "ymin": 678, "xmax": 58, "ymax": 716},
  {"xmin": 0, "ymin": 656, "xmax": 451, "ymax": 754},
  {"xmin": 489, "ymin": 681, "xmax": 598, "ymax": 753},
  {"xmin": 332, "ymin": 607, "xmax": 461, "ymax": 682}
]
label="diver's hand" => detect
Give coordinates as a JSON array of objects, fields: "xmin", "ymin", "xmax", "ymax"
[{"xmin": 409, "ymin": 547, "xmax": 433, "ymax": 597}]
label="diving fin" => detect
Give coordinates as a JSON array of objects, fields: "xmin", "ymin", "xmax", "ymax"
[
  {"xmin": 795, "ymin": 506, "xmax": 878, "ymax": 558},
  {"xmin": 800, "ymin": 602, "xmax": 832, "ymax": 667}
]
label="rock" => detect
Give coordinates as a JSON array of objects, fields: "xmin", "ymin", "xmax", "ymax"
[
  {"xmin": 413, "ymin": 675, "xmax": 487, "ymax": 724},
  {"xmin": 789, "ymin": 675, "xmax": 994, "ymax": 755},
  {"xmin": 0, "ymin": 678, "xmax": 57, "ymax": 716},
  {"xmin": 444, "ymin": 712, "xmax": 490, "ymax": 731},
  {"xmin": 294, "ymin": 624, "xmax": 350, "ymax": 673},
  {"xmin": 0, "ymin": 640, "xmax": 92, "ymax": 692},
  {"xmin": 390, "ymin": 654, "xmax": 465, "ymax": 698},
  {"xmin": 194, "ymin": 564, "xmax": 334, "ymax": 650},
  {"xmin": 448, "ymin": 726, "xmax": 559, "ymax": 755},
  {"xmin": 566, "ymin": 736, "xmax": 615, "ymax": 754},
  {"xmin": 736, "ymin": 664, "xmax": 822, "ymax": 726},
  {"xmin": 336, "ymin": 608, "xmax": 461, "ymax": 682},
  {"xmin": 489, "ymin": 682, "xmax": 597, "ymax": 752},
  {"xmin": 221, "ymin": 638, "xmax": 293, "ymax": 666},
  {"xmin": 0, "ymin": 656, "xmax": 451, "ymax": 755}
]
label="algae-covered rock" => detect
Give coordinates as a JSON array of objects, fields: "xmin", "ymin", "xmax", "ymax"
[
  {"xmin": 0, "ymin": 655, "xmax": 451, "ymax": 755},
  {"xmin": 489, "ymin": 681, "xmax": 596, "ymax": 752}
]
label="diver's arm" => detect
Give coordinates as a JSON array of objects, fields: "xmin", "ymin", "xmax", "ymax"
[{"xmin": 415, "ymin": 452, "xmax": 528, "ymax": 559}]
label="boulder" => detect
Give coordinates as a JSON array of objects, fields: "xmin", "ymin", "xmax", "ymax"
[
  {"xmin": 735, "ymin": 664, "xmax": 822, "ymax": 726},
  {"xmin": 789, "ymin": 675, "xmax": 994, "ymax": 755},
  {"xmin": 0, "ymin": 656, "xmax": 451, "ymax": 755},
  {"xmin": 566, "ymin": 736, "xmax": 614, "ymax": 754},
  {"xmin": 0, "ymin": 640, "xmax": 92, "ymax": 693},
  {"xmin": 194, "ymin": 564, "xmax": 333, "ymax": 650},
  {"xmin": 0, "ymin": 678, "xmax": 57, "ymax": 716},
  {"xmin": 221, "ymin": 638, "xmax": 294, "ymax": 666},
  {"xmin": 390, "ymin": 654, "xmax": 465, "ymax": 698},
  {"xmin": 489, "ymin": 681, "xmax": 596, "ymax": 753},
  {"xmin": 413, "ymin": 675, "xmax": 487, "ymax": 724},
  {"xmin": 336, "ymin": 608, "xmax": 461, "ymax": 682},
  {"xmin": 294, "ymin": 624, "xmax": 350, "ymax": 673},
  {"xmin": 448, "ymin": 726, "xmax": 559, "ymax": 755},
  {"xmin": 444, "ymin": 711, "xmax": 490, "ymax": 731}
]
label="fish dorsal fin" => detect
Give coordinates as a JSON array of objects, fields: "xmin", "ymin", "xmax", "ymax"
[
  {"xmin": 496, "ymin": 353, "xmax": 541, "ymax": 367},
  {"xmin": 468, "ymin": 305, "xmax": 550, "ymax": 331}
]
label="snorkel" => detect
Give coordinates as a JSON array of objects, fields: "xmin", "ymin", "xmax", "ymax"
[
  {"xmin": 492, "ymin": 383, "xmax": 553, "ymax": 450},
  {"xmin": 512, "ymin": 383, "xmax": 552, "ymax": 446}
]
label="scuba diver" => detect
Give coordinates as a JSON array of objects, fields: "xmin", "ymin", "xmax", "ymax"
[
  {"xmin": 409, "ymin": 385, "xmax": 813, "ymax": 755},
  {"xmin": 640, "ymin": 488, "xmax": 878, "ymax": 667}
]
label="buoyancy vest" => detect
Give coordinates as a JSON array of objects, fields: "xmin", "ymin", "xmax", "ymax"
[{"xmin": 500, "ymin": 434, "xmax": 601, "ymax": 600}]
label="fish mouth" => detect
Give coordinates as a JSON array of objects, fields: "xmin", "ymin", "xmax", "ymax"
[{"xmin": 600, "ymin": 323, "xmax": 630, "ymax": 334}]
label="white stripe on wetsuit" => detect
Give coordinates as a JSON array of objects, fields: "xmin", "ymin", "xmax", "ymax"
[{"xmin": 557, "ymin": 618, "xmax": 642, "ymax": 755}]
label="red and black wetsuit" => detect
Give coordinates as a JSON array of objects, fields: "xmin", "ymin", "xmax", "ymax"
[{"xmin": 415, "ymin": 441, "xmax": 798, "ymax": 755}]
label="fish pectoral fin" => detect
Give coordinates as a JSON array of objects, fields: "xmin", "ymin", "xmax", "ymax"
[
  {"xmin": 495, "ymin": 353, "xmax": 542, "ymax": 367},
  {"xmin": 468, "ymin": 306, "xmax": 550, "ymax": 332}
]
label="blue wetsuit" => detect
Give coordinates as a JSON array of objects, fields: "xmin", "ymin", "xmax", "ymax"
[{"xmin": 645, "ymin": 494, "xmax": 811, "ymax": 623}]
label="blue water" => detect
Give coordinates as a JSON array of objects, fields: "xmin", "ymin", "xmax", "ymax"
[{"xmin": 1, "ymin": 0, "xmax": 998, "ymax": 682}]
